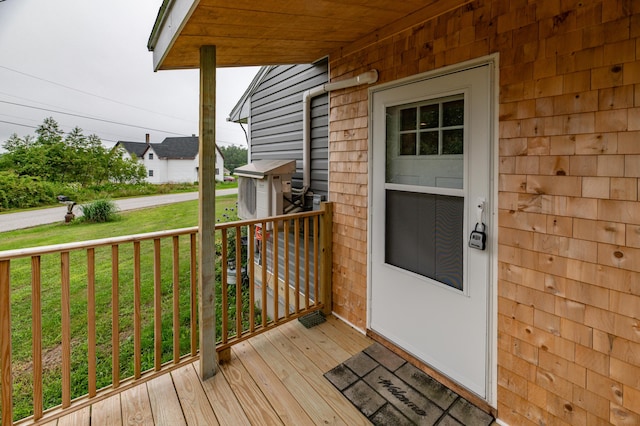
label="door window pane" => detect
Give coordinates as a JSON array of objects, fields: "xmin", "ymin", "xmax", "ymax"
[
  {"xmin": 442, "ymin": 129, "xmax": 464, "ymax": 155},
  {"xmin": 420, "ymin": 131, "xmax": 438, "ymax": 155},
  {"xmin": 400, "ymin": 133, "xmax": 416, "ymax": 155},
  {"xmin": 400, "ymin": 108, "xmax": 417, "ymax": 131},
  {"xmin": 385, "ymin": 190, "xmax": 463, "ymax": 290},
  {"xmin": 443, "ymin": 99, "xmax": 464, "ymax": 126},
  {"xmin": 420, "ymin": 104, "xmax": 439, "ymax": 129}
]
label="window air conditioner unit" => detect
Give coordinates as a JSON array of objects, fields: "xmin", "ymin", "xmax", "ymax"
[{"xmin": 235, "ymin": 160, "xmax": 295, "ymax": 221}]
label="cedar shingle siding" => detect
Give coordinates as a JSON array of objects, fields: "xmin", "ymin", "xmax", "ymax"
[{"xmin": 329, "ymin": 1, "xmax": 640, "ymax": 424}]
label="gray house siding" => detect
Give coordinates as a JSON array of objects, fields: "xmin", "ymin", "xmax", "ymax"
[{"xmin": 249, "ymin": 61, "xmax": 329, "ymax": 198}]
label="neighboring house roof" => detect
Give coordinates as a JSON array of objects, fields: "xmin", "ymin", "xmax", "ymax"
[
  {"xmin": 115, "ymin": 141, "xmax": 148, "ymax": 158},
  {"xmin": 116, "ymin": 136, "xmax": 223, "ymax": 159},
  {"xmin": 153, "ymin": 136, "xmax": 199, "ymax": 159}
]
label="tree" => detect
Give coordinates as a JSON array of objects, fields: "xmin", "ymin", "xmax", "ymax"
[
  {"xmin": 218, "ymin": 144, "xmax": 248, "ymax": 173},
  {"xmin": 0, "ymin": 117, "xmax": 146, "ymax": 185}
]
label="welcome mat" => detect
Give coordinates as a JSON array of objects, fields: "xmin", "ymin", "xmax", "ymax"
[{"xmin": 324, "ymin": 343, "xmax": 496, "ymax": 425}]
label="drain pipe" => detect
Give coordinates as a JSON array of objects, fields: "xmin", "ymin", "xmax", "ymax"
[{"xmin": 300, "ymin": 69, "xmax": 378, "ymax": 194}]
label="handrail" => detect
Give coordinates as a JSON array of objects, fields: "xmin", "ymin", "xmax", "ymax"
[
  {"xmin": 0, "ymin": 227, "xmax": 199, "ymax": 261},
  {"xmin": 0, "ymin": 203, "xmax": 333, "ymax": 425}
]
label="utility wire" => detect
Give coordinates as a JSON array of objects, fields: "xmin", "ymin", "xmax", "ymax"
[
  {"xmin": 0, "ymin": 90, "xmax": 94, "ymax": 118},
  {"xmin": 0, "ymin": 112, "xmax": 130, "ymax": 141},
  {"xmin": 0, "ymin": 119, "xmax": 118, "ymax": 143},
  {"xmin": 0, "ymin": 65, "xmax": 197, "ymax": 125},
  {"xmin": 0, "ymin": 100, "xmax": 188, "ymax": 135}
]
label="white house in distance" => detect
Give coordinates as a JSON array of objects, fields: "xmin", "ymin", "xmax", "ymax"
[{"xmin": 115, "ymin": 135, "xmax": 225, "ymax": 183}]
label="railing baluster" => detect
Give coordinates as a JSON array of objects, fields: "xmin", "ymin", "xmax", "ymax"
[
  {"xmin": 133, "ymin": 241, "xmax": 142, "ymax": 379},
  {"xmin": 272, "ymin": 220, "xmax": 279, "ymax": 322},
  {"xmin": 235, "ymin": 226, "xmax": 243, "ymax": 336},
  {"xmin": 294, "ymin": 218, "xmax": 300, "ymax": 314},
  {"xmin": 235, "ymin": 227, "xmax": 242, "ymax": 289},
  {"xmin": 261, "ymin": 222, "xmax": 267, "ymax": 327},
  {"xmin": 173, "ymin": 236, "xmax": 180, "ymax": 363},
  {"xmin": 234, "ymin": 226, "xmax": 244, "ymax": 338},
  {"xmin": 284, "ymin": 220, "xmax": 290, "ymax": 318},
  {"xmin": 87, "ymin": 249, "xmax": 97, "ymax": 398},
  {"xmin": 61, "ymin": 251, "xmax": 71, "ymax": 408},
  {"xmin": 153, "ymin": 238, "xmax": 162, "ymax": 371},
  {"xmin": 31, "ymin": 256, "xmax": 43, "ymax": 420},
  {"xmin": 304, "ymin": 217, "xmax": 310, "ymax": 310},
  {"xmin": 1, "ymin": 260, "xmax": 12, "ymax": 426},
  {"xmin": 111, "ymin": 245, "xmax": 120, "ymax": 388},
  {"xmin": 190, "ymin": 233, "xmax": 197, "ymax": 357},
  {"xmin": 313, "ymin": 216, "xmax": 319, "ymax": 305},
  {"xmin": 249, "ymin": 224, "xmax": 255, "ymax": 332},
  {"xmin": 221, "ymin": 230, "xmax": 228, "ymax": 343}
]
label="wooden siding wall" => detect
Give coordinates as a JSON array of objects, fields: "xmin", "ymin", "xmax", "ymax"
[
  {"xmin": 250, "ymin": 61, "xmax": 329, "ymax": 198},
  {"xmin": 328, "ymin": 0, "xmax": 640, "ymax": 425}
]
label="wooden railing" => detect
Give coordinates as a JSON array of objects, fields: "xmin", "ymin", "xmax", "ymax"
[{"xmin": 0, "ymin": 203, "xmax": 332, "ymax": 426}]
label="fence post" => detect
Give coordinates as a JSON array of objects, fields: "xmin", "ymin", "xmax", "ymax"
[{"xmin": 319, "ymin": 202, "xmax": 333, "ymax": 316}]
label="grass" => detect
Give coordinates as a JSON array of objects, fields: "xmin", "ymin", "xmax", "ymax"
[{"xmin": 0, "ymin": 195, "xmax": 255, "ymax": 422}]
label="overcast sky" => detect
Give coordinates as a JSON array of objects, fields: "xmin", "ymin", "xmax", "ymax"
[{"xmin": 0, "ymin": 0, "xmax": 258, "ymax": 149}]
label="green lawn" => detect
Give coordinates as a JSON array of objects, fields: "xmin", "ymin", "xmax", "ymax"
[
  {"xmin": 0, "ymin": 196, "xmax": 238, "ymax": 250},
  {"xmin": 0, "ymin": 195, "xmax": 253, "ymax": 422}
]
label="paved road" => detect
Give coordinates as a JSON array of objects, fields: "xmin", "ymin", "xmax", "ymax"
[{"xmin": 0, "ymin": 188, "xmax": 238, "ymax": 233}]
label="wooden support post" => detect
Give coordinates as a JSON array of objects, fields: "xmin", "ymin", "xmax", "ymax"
[
  {"xmin": 319, "ymin": 202, "xmax": 333, "ymax": 316},
  {"xmin": 199, "ymin": 45, "xmax": 217, "ymax": 380}
]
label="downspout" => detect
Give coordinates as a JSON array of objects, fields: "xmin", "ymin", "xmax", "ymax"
[{"xmin": 300, "ymin": 69, "xmax": 378, "ymax": 194}]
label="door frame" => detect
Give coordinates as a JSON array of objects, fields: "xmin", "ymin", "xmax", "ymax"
[{"xmin": 366, "ymin": 54, "xmax": 499, "ymax": 405}]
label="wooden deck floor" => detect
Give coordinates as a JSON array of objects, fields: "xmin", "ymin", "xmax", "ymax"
[{"xmin": 31, "ymin": 316, "xmax": 373, "ymax": 426}]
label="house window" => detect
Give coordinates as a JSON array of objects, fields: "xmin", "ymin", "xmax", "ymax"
[
  {"xmin": 392, "ymin": 96, "xmax": 464, "ymax": 157},
  {"xmin": 148, "ymin": 170, "xmax": 154, "ymax": 177},
  {"xmin": 148, "ymin": 153, "xmax": 154, "ymax": 160},
  {"xmin": 215, "ymin": 168, "xmax": 219, "ymax": 175}
]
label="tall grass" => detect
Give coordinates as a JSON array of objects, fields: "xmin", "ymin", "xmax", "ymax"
[{"xmin": 79, "ymin": 199, "xmax": 119, "ymax": 223}]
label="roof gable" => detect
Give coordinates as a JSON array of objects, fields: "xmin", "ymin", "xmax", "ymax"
[
  {"xmin": 154, "ymin": 136, "xmax": 200, "ymax": 159},
  {"xmin": 116, "ymin": 141, "xmax": 149, "ymax": 158},
  {"xmin": 117, "ymin": 137, "xmax": 224, "ymax": 160}
]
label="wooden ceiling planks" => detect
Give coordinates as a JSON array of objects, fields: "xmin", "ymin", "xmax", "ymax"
[{"xmin": 153, "ymin": 0, "xmax": 472, "ymax": 69}]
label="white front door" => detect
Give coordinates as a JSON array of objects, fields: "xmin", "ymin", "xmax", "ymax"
[{"xmin": 369, "ymin": 63, "xmax": 494, "ymax": 398}]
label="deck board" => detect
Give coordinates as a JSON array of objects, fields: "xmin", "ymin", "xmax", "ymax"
[
  {"xmin": 219, "ymin": 349, "xmax": 284, "ymax": 425},
  {"xmin": 171, "ymin": 364, "xmax": 219, "ymax": 425},
  {"xmin": 17, "ymin": 316, "xmax": 374, "ymax": 426},
  {"xmin": 251, "ymin": 332, "xmax": 346, "ymax": 425},
  {"xmin": 287, "ymin": 320, "xmax": 353, "ymax": 364},
  {"xmin": 195, "ymin": 361, "xmax": 251, "ymax": 426},
  {"xmin": 262, "ymin": 328, "xmax": 370, "ymax": 426},
  {"xmin": 147, "ymin": 372, "xmax": 186, "ymax": 426},
  {"xmin": 56, "ymin": 406, "xmax": 89, "ymax": 426},
  {"xmin": 90, "ymin": 394, "xmax": 122, "ymax": 426},
  {"xmin": 120, "ymin": 382, "xmax": 154, "ymax": 425},
  {"xmin": 232, "ymin": 341, "xmax": 314, "ymax": 425},
  {"xmin": 277, "ymin": 321, "xmax": 348, "ymax": 371}
]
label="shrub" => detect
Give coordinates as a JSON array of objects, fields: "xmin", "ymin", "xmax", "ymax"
[
  {"xmin": 80, "ymin": 199, "xmax": 119, "ymax": 223},
  {"xmin": 0, "ymin": 171, "xmax": 57, "ymax": 210}
]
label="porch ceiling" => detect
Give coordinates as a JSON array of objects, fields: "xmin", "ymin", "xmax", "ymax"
[{"xmin": 149, "ymin": 0, "xmax": 471, "ymax": 70}]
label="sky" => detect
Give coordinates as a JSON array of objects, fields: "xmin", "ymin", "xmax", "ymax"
[{"xmin": 0, "ymin": 0, "xmax": 259, "ymax": 149}]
